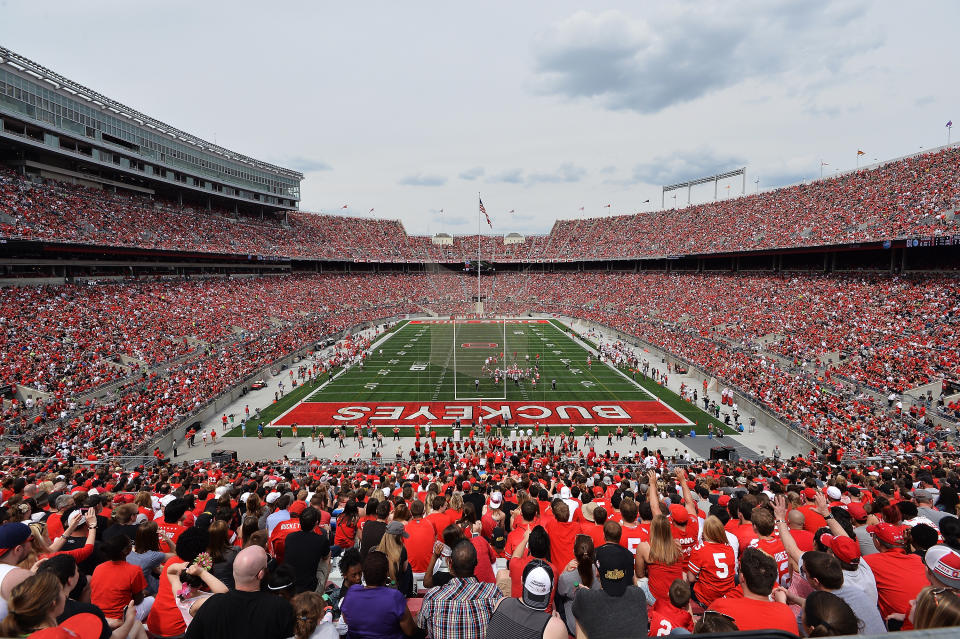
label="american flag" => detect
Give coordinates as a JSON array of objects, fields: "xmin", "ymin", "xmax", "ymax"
[{"xmin": 480, "ymin": 198, "xmax": 492, "ymax": 228}]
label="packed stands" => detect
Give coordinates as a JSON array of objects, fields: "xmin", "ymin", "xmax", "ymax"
[
  {"xmin": 3, "ymin": 146, "xmax": 959, "ymax": 261},
  {"xmin": 3, "ymin": 430, "xmax": 960, "ymax": 637}
]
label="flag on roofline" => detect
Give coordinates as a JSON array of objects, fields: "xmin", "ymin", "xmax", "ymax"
[
  {"xmin": 341, "ymin": 204, "xmax": 349, "ymax": 209},
  {"xmin": 948, "ymin": 120, "xmax": 953, "ymax": 128},
  {"xmin": 480, "ymin": 198, "xmax": 492, "ymax": 228},
  {"xmin": 508, "ymin": 209, "xmax": 515, "ymax": 214},
  {"xmin": 369, "ymin": 208, "xmax": 375, "ymax": 213},
  {"xmin": 857, "ymin": 150, "xmax": 865, "ymax": 156},
  {"xmin": 579, "ymin": 206, "xmax": 584, "ymax": 211},
  {"xmin": 604, "ymin": 204, "xmax": 611, "ymax": 208},
  {"xmin": 439, "ymin": 208, "xmax": 443, "ymax": 214}
]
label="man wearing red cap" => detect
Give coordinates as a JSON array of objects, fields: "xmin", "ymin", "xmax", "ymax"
[
  {"xmin": 797, "ymin": 487, "xmax": 827, "ymax": 533},
  {"xmin": 862, "ymin": 522, "xmax": 928, "ymax": 619}
]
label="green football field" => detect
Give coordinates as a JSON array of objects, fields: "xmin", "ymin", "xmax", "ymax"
[
  {"xmin": 230, "ymin": 319, "xmax": 731, "ymax": 436},
  {"xmin": 309, "ymin": 319, "xmax": 651, "ymax": 403}
]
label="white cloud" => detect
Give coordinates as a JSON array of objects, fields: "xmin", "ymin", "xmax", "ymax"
[
  {"xmin": 399, "ymin": 174, "xmax": 447, "ymax": 187},
  {"xmin": 530, "ymin": 2, "xmax": 878, "ymax": 114}
]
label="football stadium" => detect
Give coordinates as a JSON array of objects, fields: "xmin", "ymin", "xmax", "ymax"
[{"xmin": 1, "ymin": 5, "xmax": 959, "ymax": 638}]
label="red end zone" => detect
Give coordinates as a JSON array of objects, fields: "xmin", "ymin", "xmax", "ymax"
[
  {"xmin": 409, "ymin": 319, "xmax": 549, "ymax": 324},
  {"xmin": 274, "ymin": 400, "xmax": 688, "ymax": 427}
]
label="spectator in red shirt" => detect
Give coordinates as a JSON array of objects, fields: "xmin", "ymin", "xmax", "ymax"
[
  {"xmin": 687, "ymin": 516, "xmax": 737, "ymax": 607},
  {"xmin": 90, "ymin": 534, "xmax": 152, "ymax": 622},
  {"xmin": 404, "ymin": 500, "xmax": 436, "ymax": 575},
  {"xmin": 798, "ymin": 488, "xmax": 828, "ymax": 534},
  {"xmin": 708, "ymin": 547, "xmax": 799, "ymax": 635},
  {"xmin": 504, "ymin": 500, "xmax": 539, "ymax": 557},
  {"xmin": 863, "ymin": 522, "xmax": 929, "ymax": 619},
  {"xmin": 648, "ymin": 579, "xmax": 694, "ymax": 636},
  {"xmin": 507, "ymin": 526, "xmax": 556, "ymax": 613},
  {"xmin": 579, "ymin": 503, "xmax": 607, "ymax": 550},
  {"xmin": 543, "ymin": 500, "xmax": 578, "ymax": 571}
]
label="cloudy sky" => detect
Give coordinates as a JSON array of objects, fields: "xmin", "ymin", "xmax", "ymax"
[{"xmin": 2, "ymin": 1, "xmax": 957, "ymax": 235}]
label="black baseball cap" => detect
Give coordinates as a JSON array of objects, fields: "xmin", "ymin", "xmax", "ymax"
[{"xmin": 596, "ymin": 543, "xmax": 634, "ymax": 597}]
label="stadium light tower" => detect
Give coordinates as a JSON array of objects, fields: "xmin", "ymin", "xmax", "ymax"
[{"xmin": 755, "ymin": 177, "xmax": 760, "ymax": 194}]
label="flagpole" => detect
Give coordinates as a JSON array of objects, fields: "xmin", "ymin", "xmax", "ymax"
[{"xmin": 477, "ymin": 193, "xmax": 481, "ymax": 318}]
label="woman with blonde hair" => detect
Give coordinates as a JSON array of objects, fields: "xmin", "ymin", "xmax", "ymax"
[
  {"xmin": 291, "ymin": 591, "xmax": 337, "ymax": 639},
  {"xmin": 1, "ymin": 571, "xmax": 133, "ymax": 637},
  {"xmin": 20, "ymin": 508, "xmax": 98, "ymax": 569},
  {"xmin": 911, "ymin": 586, "xmax": 960, "ymax": 629},
  {"xmin": 685, "ymin": 515, "xmax": 737, "ymax": 606},
  {"xmin": 447, "ymin": 492, "xmax": 464, "ymax": 522},
  {"xmin": 375, "ymin": 521, "xmax": 414, "ymax": 596},
  {"xmin": 635, "ymin": 514, "xmax": 684, "ymax": 603},
  {"xmin": 0, "ymin": 572, "xmax": 68, "ymax": 636}
]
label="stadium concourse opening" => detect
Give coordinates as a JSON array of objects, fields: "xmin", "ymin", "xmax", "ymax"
[{"xmin": 270, "ymin": 318, "xmax": 698, "ymax": 432}]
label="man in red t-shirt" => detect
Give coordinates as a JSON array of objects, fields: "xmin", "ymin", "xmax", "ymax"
[
  {"xmin": 863, "ymin": 522, "xmax": 929, "ymax": 618},
  {"xmin": 797, "ymin": 488, "xmax": 828, "ymax": 533},
  {"xmin": 543, "ymin": 500, "xmax": 579, "ymax": 570},
  {"xmin": 708, "ymin": 547, "xmax": 798, "ymax": 635},
  {"xmin": 748, "ymin": 508, "xmax": 791, "ymax": 587},
  {"xmin": 506, "ymin": 526, "xmax": 556, "ymax": 613},
  {"xmin": 618, "ymin": 498, "xmax": 649, "ymax": 554},
  {"xmin": 505, "ymin": 500, "xmax": 539, "ymax": 557},
  {"xmin": 405, "ymin": 500, "xmax": 437, "ymax": 574},
  {"xmin": 90, "ymin": 535, "xmax": 150, "ymax": 621},
  {"xmin": 426, "ymin": 496, "xmax": 450, "ymax": 537},
  {"xmin": 580, "ymin": 503, "xmax": 607, "ymax": 550},
  {"xmin": 268, "ymin": 510, "xmax": 303, "ymax": 565}
]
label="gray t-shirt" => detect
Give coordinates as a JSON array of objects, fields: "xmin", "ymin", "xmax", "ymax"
[
  {"xmin": 854, "ymin": 526, "xmax": 878, "ymax": 558},
  {"xmin": 572, "ymin": 585, "xmax": 648, "ymax": 639},
  {"xmin": 843, "ymin": 561, "xmax": 878, "ymax": 606},
  {"xmin": 917, "ymin": 506, "xmax": 949, "ymax": 526},
  {"xmin": 835, "ymin": 582, "xmax": 886, "ymax": 634},
  {"xmin": 556, "ymin": 566, "xmax": 600, "ymax": 636}
]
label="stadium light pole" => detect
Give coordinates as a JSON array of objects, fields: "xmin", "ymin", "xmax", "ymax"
[{"xmin": 755, "ymin": 177, "xmax": 760, "ymax": 194}]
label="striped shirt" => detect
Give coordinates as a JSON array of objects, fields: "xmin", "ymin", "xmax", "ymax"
[{"xmin": 419, "ymin": 577, "xmax": 503, "ymax": 639}]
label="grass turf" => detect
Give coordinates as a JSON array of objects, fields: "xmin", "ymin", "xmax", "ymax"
[{"xmin": 227, "ymin": 318, "xmax": 732, "ymax": 436}]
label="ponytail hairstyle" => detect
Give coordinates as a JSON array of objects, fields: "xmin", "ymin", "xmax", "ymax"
[
  {"xmin": 291, "ymin": 591, "xmax": 326, "ymax": 639},
  {"xmin": 573, "ymin": 534, "xmax": 595, "ymax": 589}
]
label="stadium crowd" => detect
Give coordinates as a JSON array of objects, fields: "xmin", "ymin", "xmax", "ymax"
[
  {"xmin": 3, "ymin": 269, "xmax": 958, "ymax": 466},
  {"xmin": 2, "ymin": 273, "xmax": 469, "ymax": 459},
  {"xmin": 2, "ymin": 440, "xmax": 960, "ymax": 638},
  {"xmin": 3, "ymin": 146, "xmax": 958, "ymax": 262}
]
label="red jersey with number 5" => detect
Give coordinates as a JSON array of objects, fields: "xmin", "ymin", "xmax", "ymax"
[{"xmin": 687, "ymin": 542, "xmax": 737, "ymax": 606}]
